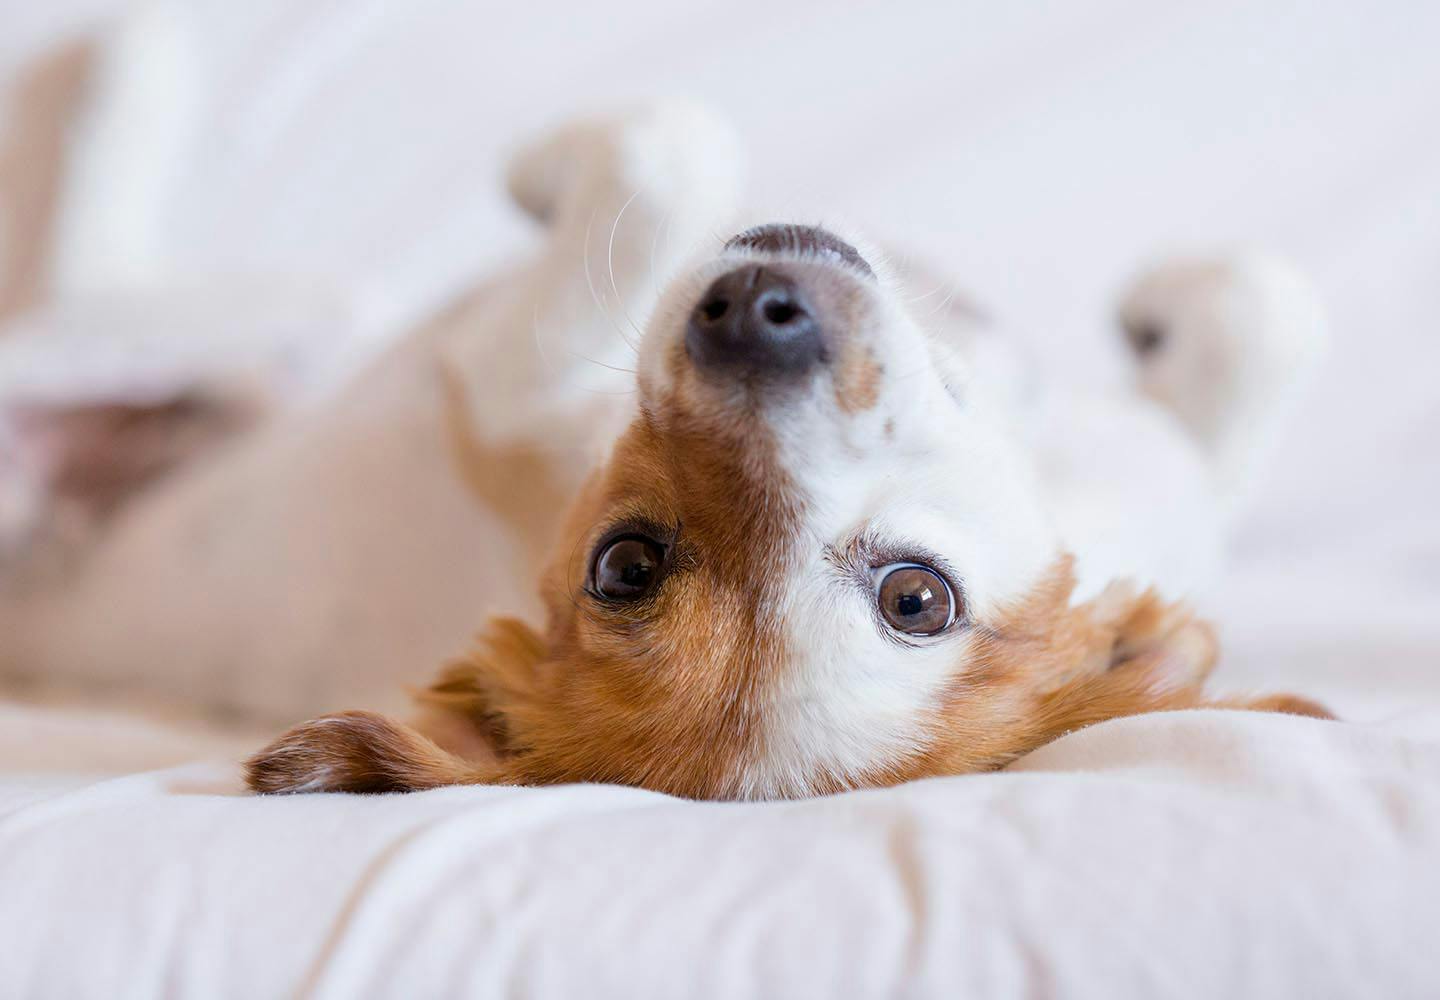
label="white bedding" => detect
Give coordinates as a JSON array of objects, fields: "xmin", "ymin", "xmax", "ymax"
[
  {"xmin": 3, "ymin": 1, "xmax": 1439, "ymax": 996},
  {"xmin": 2, "ymin": 707, "xmax": 1438, "ymax": 999}
]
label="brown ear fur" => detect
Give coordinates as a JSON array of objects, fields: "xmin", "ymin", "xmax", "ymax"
[
  {"xmin": 1211, "ymin": 692, "xmax": 1334, "ymax": 719},
  {"xmin": 409, "ymin": 616, "xmax": 549, "ymax": 759},
  {"xmin": 244, "ymin": 711, "xmax": 492, "ymax": 795},
  {"xmin": 245, "ymin": 618, "xmax": 549, "ymax": 796},
  {"xmin": 881, "ymin": 559, "xmax": 1332, "ymax": 785}
]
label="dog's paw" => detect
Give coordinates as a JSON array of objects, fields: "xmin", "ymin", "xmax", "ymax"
[
  {"xmin": 1116, "ymin": 252, "xmax": 1326, "ymax": 482},
  {"xmin": 505, "ymin": 100, "xmax": 742, "ymax": 230},
  {"xmin": 245, "ymin": 711, "xmax": 472, "ymax": 795}
]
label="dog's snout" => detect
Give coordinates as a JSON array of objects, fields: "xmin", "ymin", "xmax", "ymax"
[{"xmin": 686, "ymin": 266, "xmax": 825, "ymax": 378}]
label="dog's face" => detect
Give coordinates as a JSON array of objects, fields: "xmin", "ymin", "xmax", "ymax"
[{"xmin": 491, "ymin": 224, "xmax": 1106, "ymax": 799}]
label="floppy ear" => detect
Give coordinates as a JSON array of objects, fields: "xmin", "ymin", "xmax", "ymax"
[
  {"xmin": 1028, "ymin": 579, "xmax": 1334, "ymax": 742},
  {"xmin": 408, "ymin": 616, "xmax": 550, "ymax": 765},
  {"xmin": 988, "ymin": 579, "xmax": 1219, "ymax": 752},
  {"xmin": 923, "ymin": 566, "xmax": 1334, "ymax": 778},
  {"xmin": 245, "ymin": 711, "xmax": 492, "ymax": 795},
  {"xmin": 246, "ymin": 617, "xmax": 551, "ymax": 795},
  {"xmin": 1208, "ymin": 692, "xmax": 1334, "ymax": 719}
]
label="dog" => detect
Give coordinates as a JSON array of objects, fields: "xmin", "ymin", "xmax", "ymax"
[
  {"xmin": 233, "ymin": 105, "xmax": 1329, "ymax": 801},
  {"xmin": 0, "ymin": 103, "xmax": 1327, "ymax": 799}
]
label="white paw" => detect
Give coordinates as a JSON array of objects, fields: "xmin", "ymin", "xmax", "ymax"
[
  {"xmin": 1116, "ymin": 251, "xmax": 1327, "ymax": 497},
  {"xmin": 505, "ymin": 100, "xmax": 743, "ymax": 233}
]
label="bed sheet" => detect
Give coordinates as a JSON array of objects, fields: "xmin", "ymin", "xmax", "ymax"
[{"xmin": 2, "ymin": 707, "xmax": 1438, "ymax": 1000}]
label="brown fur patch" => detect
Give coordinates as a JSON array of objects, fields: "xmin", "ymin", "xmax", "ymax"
[
  {"xmin": 1213, "ymin": 693, "xmax": 1335, "ymax": 719},
  {"xmin": 834, "ymin": 348, "xmax": 883, "ymax": 414},
  {"xmin": 474, "ymin": 409, "xmax": 800, "ymax": 798},
  {"xmin": 244, "ymin": 711, "xmax": 485, "ymax": 794}
]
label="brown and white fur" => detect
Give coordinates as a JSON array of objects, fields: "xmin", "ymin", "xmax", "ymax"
[
  {"xmin": 0, "ymin": 104, "xmax": 1328, "ymax": 799},
  {"xmin": 241, "ymin": 109, "xmax": 1327, "ymax": 801}
]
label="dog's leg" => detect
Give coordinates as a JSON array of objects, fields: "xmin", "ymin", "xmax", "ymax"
[
  {"xmin": 1116, "ymin": 252, "xmax": 1327, "ymax": 507},
  {"xmin": 442, "ymin": 102, "xmax": 743, "ymax": 444}
]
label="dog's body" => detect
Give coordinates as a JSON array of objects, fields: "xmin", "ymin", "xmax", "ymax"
[
  {"xmin": 0, "ymin": 107, "xmax": 741, "ymax": 719},
  {"xmin": 0, "ymin": 105, "xmax": 1328, "ymax": 797}
]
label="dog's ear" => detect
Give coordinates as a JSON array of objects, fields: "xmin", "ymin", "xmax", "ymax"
[
  {"xmin": 996, "ymin": 579, "xmax": 1219, "ymax": 752},
  {"xmin": 245, "ymin": 711, "xmax": 490, "ymax": 795},
  {"xmin": 913, "ymin": 564, "xmax": 1220, "ymax": 775},
  {"xmin": 1017, "ymin": 576, "xmax": 1333, "ymax": 750},
  {"xmin": 245, "ymin": 618, "xmax": 549, "ymax": 796},
  {"xmin": 1209, "ymin": 692, "xmax": 1335, "ymax": 719},
  {"xmin": 409, "ymin": 616, "xmax": 550, "ymax": 764}
]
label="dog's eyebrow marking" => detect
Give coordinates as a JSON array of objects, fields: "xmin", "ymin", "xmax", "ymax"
[
  {"xmin": 835, "ymin": 349, "xmax": 883, "ymax": 415},
  {"xmin": 725, "ymin": 223, "xmax": 874, "ymax": 279}
]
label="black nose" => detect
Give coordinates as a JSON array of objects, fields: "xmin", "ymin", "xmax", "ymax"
[{"xmin": 685, "ymin": 266, "xmax": 825, "ymax": 378}]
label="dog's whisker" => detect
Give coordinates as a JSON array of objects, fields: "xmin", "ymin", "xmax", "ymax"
[
  {"xmin": 902, "ymin": 281, "xmax": 948, "ymax": 305},
  {"xmin": 878, "ymin": 247, "xmax": 918, "ymax": 292},
  {"xmin": 531, "ymin": 301, "xmax": 555, "ymax": 375},
  {"xmin": 648, "ymin": 202, "xmax": 677, "ymax": 296},
  {"xmin": 575, "ymin": 386, "xmax": 638, "ymax": 396},
  {"xmin": 922, "ymin": 282, "xmax": 960, "ymax": 319},
  {"xmin": 569, "ymin": 351, "xmax": 637, "ymax": 376},
  {"xmin": 607, "ymin": 188, "xmax": 649, "ymax": 345},
  {"xmin": 583, "ymin": 206, "xmax": 640, "ymax": 354}
]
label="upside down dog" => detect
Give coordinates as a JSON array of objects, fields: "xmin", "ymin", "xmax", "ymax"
[{"xmin": 244, "ymin": 106, "xmax": 1330, "ymax": 800}]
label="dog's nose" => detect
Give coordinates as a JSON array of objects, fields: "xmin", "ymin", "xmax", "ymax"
[{"xmin": 685, "ymin": 266, "xmax": 825, "ymax": 378}]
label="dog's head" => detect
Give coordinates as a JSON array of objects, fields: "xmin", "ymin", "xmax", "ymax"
[
  {"xmin": 247, "ymin": 223, "xmax": 1331, "ymax": 800},
  {"xmin": 435, "ymin": 224, "xmax": 1220, "ymax": 800}
]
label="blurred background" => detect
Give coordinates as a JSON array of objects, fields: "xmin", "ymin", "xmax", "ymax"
[{"xmin": 2, "ymin": 1, "xmax": 1437, "ymax": 750}]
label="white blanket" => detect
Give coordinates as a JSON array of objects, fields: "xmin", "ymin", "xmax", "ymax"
[{"xmin": 2, "ymin": 708, "xmax": 1438, "ymax": 999}]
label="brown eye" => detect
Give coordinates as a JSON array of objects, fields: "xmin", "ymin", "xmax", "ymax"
[
  {"xmin": 875, "ymin": 564, "xmax": 956, "ymax": 636},
  {"xmin": 593, "ymin": 535, "xmax": 666, "ymax": 601}
]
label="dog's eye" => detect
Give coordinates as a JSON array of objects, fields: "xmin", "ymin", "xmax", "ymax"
[
  {"xmin": 592, "ymin": 535, "xmax": 666, "ymax": 601},
  {"xmin": 874, "ymin": 563, "xmax": 956, "ymax": 636}
]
